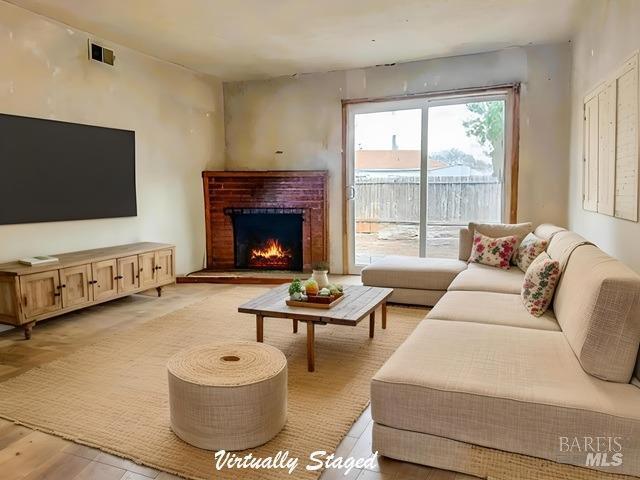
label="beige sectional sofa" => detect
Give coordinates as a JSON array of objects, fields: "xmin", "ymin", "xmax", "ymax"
[{"xmin": 367, "ymin": 224, "xmax": 640, "ymax": 478}]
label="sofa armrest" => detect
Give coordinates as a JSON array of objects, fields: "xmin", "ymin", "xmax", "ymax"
[{"xmin": 458, "ymin": 227, "xmax": 471, "ymax": 261}]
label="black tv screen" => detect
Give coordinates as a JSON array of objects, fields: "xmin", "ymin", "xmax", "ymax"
[{"xmin": 0, "ymin": 113, "xmax": 136, "ymax": 225}]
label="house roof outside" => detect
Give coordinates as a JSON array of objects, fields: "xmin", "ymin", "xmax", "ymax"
[
  {"xmin": 355, "ymin": 150, "xmax": 446, "ymax": 171},
  {"xmin": 355, "ymin": 149, "xmax": 490, "ymax": 177}
]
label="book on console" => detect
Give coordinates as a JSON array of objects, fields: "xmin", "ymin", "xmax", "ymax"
[{"xmin": 18, "ymin": 256, "xmax": 59, "ymax": 266}]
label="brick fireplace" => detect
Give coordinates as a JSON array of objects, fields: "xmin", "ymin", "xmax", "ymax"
[{"xmin": 202, "ymin": 171, "xmax": 328, "ymax": 272}]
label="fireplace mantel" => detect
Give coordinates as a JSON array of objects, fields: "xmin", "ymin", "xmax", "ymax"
[{"xmin": 202, "ymin": 171, "xmax": 328, "ymax": 271}]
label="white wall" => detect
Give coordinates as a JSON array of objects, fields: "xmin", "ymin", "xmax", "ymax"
[
  {"xmin": 224, "ymin": 44, "xmax": 572, "ymax": 272},
  {"xmin": 0, "ymin": 1, "xmax": 225, "ymax": 274},
  {"xmin": 0, "ymin": 2, "xmax": 576, "ymax": 277},
  {"xmin": 567, "ymin": 0, "xmax": 640, "ymax": 272}
]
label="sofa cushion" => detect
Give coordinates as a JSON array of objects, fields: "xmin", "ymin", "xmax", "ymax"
[
  {"xmin": 554, "ymin": 244, "xmax": 640, "ymax": 383},
  {"xmin": 371, "ymin": 320, "xmax": 640, "ymax": 476},
  {"xmin": 533, "ymin": 223, "xmax": 566, "ymax": 241},
  {"xmin": 468, "ymin": 232, "xmax": 517, "ymax": 269},
  {"xmin": 361, "ymin": 256, "xmax": 467, "ymax": 291},
  {"xmin": 448, "ymin": 262, "xmax": 524, "ymax": 294},
  {"xmin": 427, "ymin": 291, "xmax": 560, "ymax": 331}
]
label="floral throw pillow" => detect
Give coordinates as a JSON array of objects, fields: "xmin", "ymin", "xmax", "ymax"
[
  {"xmin": 521, "ymin": 252, "xmax": 561, "ymax": 317},
  {"xmin": 514, "ymin": 232, "xmax": 549, "ymax": 272},
  {"xmin": 468, "ymin": 232, "xmax": 517, "ymax": 270}
]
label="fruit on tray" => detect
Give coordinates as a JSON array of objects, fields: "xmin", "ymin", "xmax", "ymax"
[
  {"xmin": 286, "ymin": 279, "xmax": 343, "ymax": 306},
  {"xmin": 304, "ymin": 279, "xmax": 319, "ymax": 296}
]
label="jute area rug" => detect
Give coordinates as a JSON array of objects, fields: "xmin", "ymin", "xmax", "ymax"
[{"xmin": 0, "ymin": 285, "xmax": 424, "ymax": 480}]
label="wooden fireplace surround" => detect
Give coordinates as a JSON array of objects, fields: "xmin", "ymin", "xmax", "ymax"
[{"xmin": 202, "ymin": 171, "xmax": 328, "ymax": 272}]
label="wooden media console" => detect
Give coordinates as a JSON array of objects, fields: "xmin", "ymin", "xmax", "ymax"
[{"xmin": 0, "ymin": 242, "xmax": 175, "ymax": 339}]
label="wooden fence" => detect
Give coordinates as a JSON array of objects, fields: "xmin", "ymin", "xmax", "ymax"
[{"xmin": 355, "ymin": 174, "xmax": 502, "ymax": 226}]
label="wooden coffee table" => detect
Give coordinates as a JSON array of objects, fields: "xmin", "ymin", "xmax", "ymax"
[{"xmin": 238, "ymin": 285, "xmax": 393, "ymax": 372}]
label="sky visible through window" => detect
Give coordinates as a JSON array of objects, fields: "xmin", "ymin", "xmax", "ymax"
[{"xmin": 354, "ymin": 104, "xmax": 492, "ymax": 165}]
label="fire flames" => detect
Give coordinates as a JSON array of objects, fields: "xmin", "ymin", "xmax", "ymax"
[{"xmin": 249, "ymin": 238, "xmax": 293, "ymax": 269}]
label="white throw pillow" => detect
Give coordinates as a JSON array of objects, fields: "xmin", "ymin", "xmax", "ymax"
[
  {"xmin": 468, "ymin": 232, "xmax": 517, "ymax": 270},
  {"xmin": 521, "ymin": 252, "xmax": 560, "ymax": 317},
  {"xmin": 514, "ymin": 233, "xmax": 549, "ymax": 272},
  {"xmin": 467, "ymin": 222, "xmax": 533, "ymax": 264}
]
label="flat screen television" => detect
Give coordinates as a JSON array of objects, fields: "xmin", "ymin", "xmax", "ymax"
[{"xmin": 0, "ymin": 113, "xmax": 136, "ymax": 225}]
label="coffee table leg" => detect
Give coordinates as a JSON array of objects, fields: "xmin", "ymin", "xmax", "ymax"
[
  {"xmin": 369, "ymin": 311, "xmax": 375, "ymax": 338},
  {"xmin": 256, "ymin": 314, "xmax": 264, "ymax": 342},
  {"xmin": 382, "ymin": 302, "xmax": 387, "ymax": 330},
  {"xmin": 293, "ymin": 319, "xmax": 298, "ymax": 333},
  {"xmin": 307, "ymin": 321, "xmax": 315, "ymax": 372}
]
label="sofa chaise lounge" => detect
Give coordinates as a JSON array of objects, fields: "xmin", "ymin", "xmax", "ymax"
[{"xmin": 365, "ymin": 224, "xmax": 640, "ymax": 478}]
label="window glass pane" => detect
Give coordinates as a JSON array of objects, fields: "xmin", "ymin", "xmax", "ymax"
[
  {"xmin": 353, "ymin": 109, "xmax": 421, "ymax": 265},
  {"xmin": 426, "ymin": 100, "xmax": 505, "ymax": 258}
]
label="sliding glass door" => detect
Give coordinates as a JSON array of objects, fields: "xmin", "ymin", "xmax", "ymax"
[
  {"xmin": 351, "ymin": 106, "xmax": 422, "ymax": 266},
  {"xmin": 346, "ymin": 92, "xmax": 510, "ymax": 273}
]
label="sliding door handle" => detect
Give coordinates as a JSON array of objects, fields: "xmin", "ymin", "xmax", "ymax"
[{"xmin": 347, "ymin": 185, "xmax": 356, "ymax": 200}]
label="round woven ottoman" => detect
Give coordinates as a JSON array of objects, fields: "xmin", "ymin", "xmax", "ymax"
[{"xmin": 167, "ymin": 341, "xmax": 287, "ymax": 451}]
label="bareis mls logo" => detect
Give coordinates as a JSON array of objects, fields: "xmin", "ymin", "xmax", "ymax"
[{"xmin": 559, "ymin": 436, "xmax": 623, "ymax": 467}]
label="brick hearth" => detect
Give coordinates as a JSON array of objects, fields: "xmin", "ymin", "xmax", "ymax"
[{"xmin": 202, "ymin": 171, "xmax": 328, "ymax": 271}]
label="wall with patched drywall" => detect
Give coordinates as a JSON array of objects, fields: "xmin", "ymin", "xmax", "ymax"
[
  {"xmin": 224, "ymin": 44, "xmax": 572, "ymax": 272},
  {"xmin": 568, "ymin": 0, "xmax": 640, "ymax": 272},
  {"xmin": 0, "ymin": 1, "xmax": 225, "ymax": 274}
]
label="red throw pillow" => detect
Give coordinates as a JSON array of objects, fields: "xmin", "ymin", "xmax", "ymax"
[{"xmin": 468, "ymin": 232, "xmax": 517, "ymax": 270}]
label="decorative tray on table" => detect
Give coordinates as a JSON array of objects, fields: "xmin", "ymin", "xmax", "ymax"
[{"xmin": 286, "ymin": 292, "xmax": 345, "ymax": 309}]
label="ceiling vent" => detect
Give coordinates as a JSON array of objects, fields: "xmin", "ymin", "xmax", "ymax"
[{"xmin": 88, "ymin": 41, "xmax": 115, "ymax": 66}]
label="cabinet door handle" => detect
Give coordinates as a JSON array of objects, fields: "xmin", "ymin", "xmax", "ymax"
[
  {"xmin": 57, "ymin": 284, "xmax": 66, "ymax": 289},
  {"xmin": 89, "ymin": 280, "xmax": 98, "ymax": 285},
  {"xmin": 54, "ymin": 293, "xmax": 61, "ymax": 297},
  {"xmin": 114, "ymin": 275, "xmax": 123, "ymax": 280},
  {"xmin": 23, "ymin": 295, "xmax": 28, "ymax": 306}
]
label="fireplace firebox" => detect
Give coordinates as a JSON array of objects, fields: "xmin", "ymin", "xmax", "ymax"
[{"xmin": 228, "ymin": 208, "xmax": 304, "ymax": 271}]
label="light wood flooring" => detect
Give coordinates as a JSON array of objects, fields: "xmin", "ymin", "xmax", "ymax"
[{"xmin": 0, "ymin": 282, "xmax": 475, "ymax": 480}]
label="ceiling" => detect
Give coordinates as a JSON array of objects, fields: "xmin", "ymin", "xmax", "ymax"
[{"xmin": 7, "ymin": 0, "xmax": 583, "ymax": 81}]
